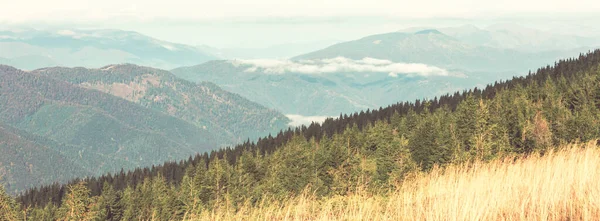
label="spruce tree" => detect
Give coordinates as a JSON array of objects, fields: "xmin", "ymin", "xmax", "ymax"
[
  {"xmin": 0, "ymin": 184, "xmax": 21, "ymax": 221},
  {"xmin": 56, "ymin": 182, "xmax": 98, "ymax": 221}
]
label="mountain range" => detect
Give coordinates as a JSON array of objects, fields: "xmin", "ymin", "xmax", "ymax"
[
  {"xmin": 173, "ymin": 26, "xmax": 596, "ymax": 117},
  {"xmin": 293, "ymin": 29, "xmax": 591, "ymax": 72},
  {"xmin": 2, "ymin": 23, "xmax": 599, "ymax": 193},
  {"xmin": 400, "ymin": 24, "xmax": 600, "ymax": 52},
  {"xmin": 0, "ymin": 64, "xmax": 288, "ymax": 193},
  {"xmin": 172, "ymin": 59, "xmax": 473, "ymax": 117},
  {"xmin": 0, "ymin": 29, "xmax": 216, "ymax": 70}
]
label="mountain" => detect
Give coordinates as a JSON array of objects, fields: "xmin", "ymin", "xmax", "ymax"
[
  {"xmin": 172, "ymin": 60, "xmax": 473, "ymax": 116},
  {"xmin": 33, "ymin": 64, "xmax": 290, "ymax": 144},
  {"xmin": 15, "ymin": 49, "xmax": 600, "ymax": 220},
  {"xmin": 0, "ymin": 64, "xmax": 288, "ymax": 193},
  {"xmin": 0, "ymin": 65, "xmax": 214, "ymax": 192},
  {"xmin": 171, "ymin": 27, "xmax": 593, "ymax": 118},
  {"xmin": 292, "ymin": 29, "xmax": 589, "ymax": 72},
  {"xmin": 399, "ymin": 24, "xmax": 600, "ymax": 52},
  {"xmin": 0, "ymin": 29, "xmax": 216, "ymax": 70},
  {"xmin": 0, "ymin": 123, "xmax": 92, "ymax": 193}
]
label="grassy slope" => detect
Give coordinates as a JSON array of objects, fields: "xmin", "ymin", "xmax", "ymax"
[{"xmin": 194, "ymin": 141, "xmax": 600, "ymax": 221}]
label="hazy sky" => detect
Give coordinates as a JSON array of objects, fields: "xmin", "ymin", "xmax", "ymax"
[
  {"xmin": 2, "ymin": 0, "xmax": 599, "ymax": 22},
  {"xmin": 1, "ymin": 0, "xmax": 599, "ymax": 48}
]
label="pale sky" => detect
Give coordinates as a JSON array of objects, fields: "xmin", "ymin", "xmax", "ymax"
[
  {"xmin": 1, "ymin": 0, "xmax": 599, "ymax": 22},
  {"xmin": 1, "ymin": 0, "xmax": 599, "ymax": 48},
  {"xmin": 0, "ymin": 0, "xmax": 600, "ymax": 22}
]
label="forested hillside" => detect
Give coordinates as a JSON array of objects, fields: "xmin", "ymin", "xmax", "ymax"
[
  {"xmin": 0, "ymin": 64, "xmax": 288, "ymax": 194},
  {"xmin": 8, "ymin": 49, "xmax": 600, "ymax": 220},
  {"xmin": 0, "ymin": 123, "xmax": 91, "ymax": 193},
  {"xmin": 0, "ymin": 65, "xmax": 216, "ymax": 193},
  {"xmin": 34, "ymin": 64, "xmax": 289, "ymax": 145}
]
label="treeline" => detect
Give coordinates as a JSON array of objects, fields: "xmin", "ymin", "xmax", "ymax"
[{"xmin": 5, "ymin": 49, "xmax": 600, "ymax": 220}]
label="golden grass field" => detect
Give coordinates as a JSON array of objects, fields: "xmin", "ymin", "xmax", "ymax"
[{"xmin": 190, "ymin": 141, "xmax": 600, "ymax": 221}]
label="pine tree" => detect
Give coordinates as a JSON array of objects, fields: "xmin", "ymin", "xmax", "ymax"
[
  {"xmin": 0, "ymin": 184, "xmax": 21, "ymax": 221},
  {"xmin": 56, "ymin": 182, "xmax": 98, "ymax": 221},
  {"xmin": 408, "ymin": 112, "xmax": 438, "ymax": 171},
  {"xmin": 265, "ymin": 135, "xmax": 314, "ymax": 198},
  {"xmin": 205, "ymin": 155, "xmax": 233, "ymax": 207},
  {"xmin": 28, "ymin": 202, "xmax": 57, "ymax": 221},
  {"xmin": 179, "ymin": 166, "xmax": 203, "ymax": 219},
  {"xmin": 119, "ymin": 187, "xmax": 138, "ymax": 221},
  {"xmin": 96, "ymin": 182, "xmax": 122, "ymax": 221},
  {"xmin": 229, "ymin": 151, "xmax": 262, "ymax": 206},
  {"xmin": 150, "ymin": 174, "xmax": 176, "ymax": 221},
  {"xmin": 455, "ymin": 94, "xmax": 478, "ymax": 152}
]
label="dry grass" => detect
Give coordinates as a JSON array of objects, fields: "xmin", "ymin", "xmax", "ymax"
[{"xmin": 188, "ymin": 141, "xmax": 600, "ymax": 221}]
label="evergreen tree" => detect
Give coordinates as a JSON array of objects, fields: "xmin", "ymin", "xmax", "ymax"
[
  {"xmin": 119, "ymin": 187, "xmax": 138, "ymax": 221},
  {"xmin": 0, "ymin": 184, "xmax": 21, "ymax": 221},
  {"xmin": 455, "ymin": 95, "xmax": 478, "ymax": 152},
  {"xmin": 96, "ymin": 182, "xmax": 122, "ymax": 221},
  {"xmin": 28, "ymin": 202, "xmax": 57, "ymax": 221},
  {"xmin": 56, "ymin": 182, "xmax": 98, "ymax": 221},
  {"xmin": 178, "ymin": 167, "xmax": 203, "ymax": 219}
]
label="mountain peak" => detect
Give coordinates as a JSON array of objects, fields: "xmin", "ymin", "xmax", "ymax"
[{"xmin": 415, "ymin": 29, "xmax": 444, "ymax": 35}]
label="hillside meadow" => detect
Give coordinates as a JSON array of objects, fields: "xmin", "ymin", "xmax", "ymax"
[{"xmin": 193, "ymin": 141, "xmax": 600, "ymax": 221}]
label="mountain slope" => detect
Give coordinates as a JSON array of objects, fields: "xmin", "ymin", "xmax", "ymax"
[
  {"xmin": 172, "ymin": 29, "xmax": 592, "ymax": 117},
  {"xmin": 438, "ymin": 24, "xmax": 600, "ymax": 52},
  {"xmin": 34, "ymin": 64, "xmax": 290, "ymax": 144},
  {"xmin": 0, "ymin": 65, "xmax": 219, "ymax": 192},
  {"xmin": 292, "ymin": 30, "xmax": 587, "ymax": 72},
  {"xmin": 173, "ymin": 60, "xmax": 372, "ymax": 116},
  {"xmin": 0, "ymin": 29, "xmax": 216, "ymax": 70},
  {"xmin": 0, "ymin": 123, "xmax": 92, "ymax": 193},
  {"xmin": 173, "ymin": 60, "xmax": 472, "ymax": 116}
]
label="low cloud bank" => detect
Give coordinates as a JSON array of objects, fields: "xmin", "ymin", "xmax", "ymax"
[
  {"xmin": 286, "ymin": 114, "xmax": 331, "ymax": 127},
  {"xmin": 230, "ymin": 57, "xmax": 454, "ymax": 77}
]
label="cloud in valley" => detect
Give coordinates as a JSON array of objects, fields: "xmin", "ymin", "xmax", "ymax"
[
  {"xmin": 286, "ymin": 114, "xmax": 332, "ymax": 127},
  {"xmin": 230, "ymin": 57, "xmax": 456, "ymax": 77}
]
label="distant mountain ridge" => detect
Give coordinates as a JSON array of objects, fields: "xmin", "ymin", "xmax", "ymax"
[
  {"xmin": 0, "ymin": 29, "xmax": 216, "ymax": 70},
  {"xmin": 398, "ymin": 24, "xmax": 600, "ymax": 52},
  {"xmin": 174, "ymin": 25, "xmax": 597, "ymax": 117},
  {"xmin": 292, "ymin": 30, "xmax": 590, "ymax": 72}
]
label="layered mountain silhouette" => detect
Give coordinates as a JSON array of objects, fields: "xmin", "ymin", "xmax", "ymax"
[{"xmin": 0, "ymin": 29, "xmax": 216, "ymax": 70}]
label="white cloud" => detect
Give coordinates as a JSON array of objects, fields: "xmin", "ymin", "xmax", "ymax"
[
  {"xmin": 57, "ymin": 30, "xmax": 76, "ymax": 36},
  {"xmin": 286, "ymin": 114, "xmax": 331, "ymax": 127},
  {"xmin": 161, "ymin": 44, "xmax": 178, "ymax": 51},
  {"xmin": 230, "ymin": 57, "xmax": 454, "ymax": 77}
]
